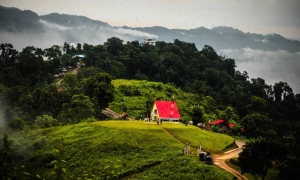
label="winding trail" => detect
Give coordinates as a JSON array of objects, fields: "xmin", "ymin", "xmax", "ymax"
[
  {"xmin": 56, "ymin": 65, "xmax": 81, "ymax": 85},
  {"xmin": 163, "ymin": 127, "xmax": 247, "ymax": 180},
  {"xmin": 214, "ymin": 141, "xmax": 248, "ymax": 180}
]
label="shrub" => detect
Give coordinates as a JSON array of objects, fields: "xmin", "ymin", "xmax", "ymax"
[
  {"xmin": 9, "ymin": 118, "xmax": 26, "ymax": 130},
  {"xmin": 35, "ymin": 115, "xmax": 58, "ymax": 128}
]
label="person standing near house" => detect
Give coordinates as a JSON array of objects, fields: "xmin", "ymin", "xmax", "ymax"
[
  {"xmin": 157, "ymin": 118, "xmax": 159, "ymax": 125},
  {"xmin": 197, "ymin": 146, "xmax": 201, "ymax": 156},
  {"xmin": 160, "ymin": 118, "xmax": 162, "ymax": 125}
]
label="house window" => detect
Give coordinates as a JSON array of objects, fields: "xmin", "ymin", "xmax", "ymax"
[{"xmin": 154, "ymin": 110, "xmax": 157, "ymax": 115}]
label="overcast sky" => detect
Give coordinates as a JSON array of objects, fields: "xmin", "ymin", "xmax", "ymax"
[{"xmin": 1, "ymin": 0, "xmax": 300, "ymax": 40}]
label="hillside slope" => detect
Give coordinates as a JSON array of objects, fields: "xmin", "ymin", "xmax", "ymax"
[{"xmin": 6, "ymin": 121, "xmax": 234, "ymax": 179}]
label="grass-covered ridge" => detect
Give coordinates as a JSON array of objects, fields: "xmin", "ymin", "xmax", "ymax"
[
  {"xmin": 110, "ymin": 79, "xmax": 193, "ymax": 120},
  {"xmin": 9, "ymin": 121, "xmax": 234, "ymax": 179},
  {"xmin": 110, "ymin": 79, "xmax": 239, "ymax": 125},
  {"xmin": 162, "ymin": 123, "xmax": 234, "ymax": 153}
]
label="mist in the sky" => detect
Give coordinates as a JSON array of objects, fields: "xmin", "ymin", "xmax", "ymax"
[
  {"xmin": 0, "ymin": 19, "xmax": 158, "ymax": 50},
  {"xmin": 220, "ymin": 48, "xmax": 300, "ymax": 94},
  {"xmin": 1, "ymin": 16, "xmax": 300, "ymax": 94}
]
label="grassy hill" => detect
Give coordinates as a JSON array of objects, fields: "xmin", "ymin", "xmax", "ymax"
[
  {"xmin": 109, "ymin": 79, "xmax": 238, "ymax": 125},
  {"xmin": 110, "ymin": 79, "xmax": 200, "ymax": 122},
  {"xmin": 110, "ymin": 79, "xmax": 190, "ymax": 120},
  {"xmin": 7, "ymin": 121, "xmax": 234, "ymax": 179}
]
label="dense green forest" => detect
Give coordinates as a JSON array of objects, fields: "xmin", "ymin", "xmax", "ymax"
[{"xmin": 1, "ymin": 38, "xmax": 300, "ymax": 179}]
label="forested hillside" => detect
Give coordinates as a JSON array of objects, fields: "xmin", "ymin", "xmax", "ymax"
[{"xmin": 1, "ymin": 37, "xmax": 300, "ymax": 179}]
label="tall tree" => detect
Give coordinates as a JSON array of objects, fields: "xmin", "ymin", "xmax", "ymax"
[
  {"xmin": 60, "ymin": 94, "xmax": 94, "ymax": 123},
  {"xmin": 84, "ymin": 73, "xmax": 114, "ymax": 109},
  {"xmin": 104, "ymin": 37, "xmax": 124, "ymax": 56},
  {"xmin": 0, "ymin": 43, "xmax": 18, "ymax": 69}
]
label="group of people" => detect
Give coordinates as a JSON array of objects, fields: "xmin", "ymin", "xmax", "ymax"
[
  {"xmin": 183, "ymin": 142, "xmax": 191, "ymax": 155},
  {"xmin": 182, "ymin": 142, "xmax": 203, "ymax": 156},
  {"xmin": 197, "ymin": 122, "xmax": 206, "ymax": 130}
]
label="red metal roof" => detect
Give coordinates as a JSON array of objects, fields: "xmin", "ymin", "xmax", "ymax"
[
  {"xmin": 120, "ymin": 114, "xmax": 128, "ymax": 117},
  {"xmin": 209, "ymin": 120, "xmax": 227, "ymax": 125},
  {"xmin": 155, "ymin": 101, "xmax": 180, "ymax": 119},
  {"xmin": 229, "ymin": 124, "xmax": 235, "ymax": 127}
]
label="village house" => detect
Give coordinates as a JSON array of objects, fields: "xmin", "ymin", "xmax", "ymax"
[
  {"xmin": 143, "ymin": 39, "xmax": 156, "ymax": 46},
  {"xmin": 74, "ymin": 55, "xmax": 86, "ymax": 61},
  {"xmin": 150, "ymin": 100, "xmax": 181, "ymax": 122}
]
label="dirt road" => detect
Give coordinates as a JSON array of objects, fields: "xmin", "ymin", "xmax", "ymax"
[{"xmin": 214, "ymin": 141, "xmax": 247, "ymax": 180}]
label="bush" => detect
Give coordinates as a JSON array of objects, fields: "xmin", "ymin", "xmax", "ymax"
[
  {"xmin": 210, "ymin": 124, "xmax": 220, "ymax": 133},
  {"xmin": 83, "ymin": 117, "xmax": 96, "ymax": 122},
  {"xmin": 35, "ymin": 115, "xmax": 58, "ymax": 129},
  {"xmin": 9, "ymin": 117, "xmax": 26, "ymax": 130}
]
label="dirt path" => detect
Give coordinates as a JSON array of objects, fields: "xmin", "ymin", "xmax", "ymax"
[
  {"xmin": 163, "ymin": 128, "xmax": 247, "ymax": 179},
  {"xmin": 162, "ymin": 127, "xmax": 187, "ymax": 145},
  {"xmin": 56, "ymin": 65, "xmax": 81, "ymax": 85},
  {"xmin": 214, "ymin": 141, "xmax": 248, "ymax": 180}
]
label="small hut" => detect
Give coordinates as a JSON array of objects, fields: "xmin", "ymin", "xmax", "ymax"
[{"xmin": 120, "ymin": 113, "xmax": 128, "ymax": 120}]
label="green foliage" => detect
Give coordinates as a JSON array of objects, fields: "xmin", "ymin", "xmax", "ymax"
[
  {"xmin": 192, "ymin": 106, "xmax": 203, "ymax": 125},
  {"xmin": 51, "ymin": 142, "xmax": 66, "ymax": 180},
  {"xmin": 277, "ymin": 156, "xmax": 300, "ymax": 179},
  {"xmin": 1, "ymin": 38, "xmax": 300, "ymax": 180},
  {"xmin": 35, "ymin": 115, "xmax": 58, "ymax": 128},
  {"xmin": 9, "ymin": 117, "xmax": 26, "ymax": 131},
  {"xmin": 132, "ymin": 156, "xmax": 234, "ymax": 179},
  {"xmin": 3, "ymin": 121, "xmax": 235, "ymax": 179},
  {"xmin": 104, "ymin": 37, "xmax": 124, "ymax": 56},
  {"xmin": 238, "ymin": 138, "xmax": 284, "ymax": 180},
  {"xmin": 247, "ymin": 96, "xmax": 267, "ymax": 113},
  {"xmin": 60, "ymin": 94, "xmax": 95, "ymax": 123},
  {"xmin": 63, "ymin": 73, "xmax": 78, "ymax": 87},
  {"xmin": 0, "ymin": 43, "xmax": 18, "ymax": 70},
  {"xmin": 210, "ymin": 124, "xmax": 220, "ymax": 133},
  {"xmin": 162, "ymin": 123, "xmax": 234, "ymax": 153},
  {"xmin": 241, "ymin": 113, "xmax": 276, "ymax": 138},
  {"xmin": 77, "ymin": 67, "xmax": 103, "ymax": 81},
  {"xmin": 0, "ymin": 133, "xmax": 31, "ymax": 180},
  {"xmin": 84, "ymin": 73, "xmax": 114, "ymax": 109}
]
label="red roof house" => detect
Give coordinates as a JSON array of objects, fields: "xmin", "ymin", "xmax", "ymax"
[{"xmin": 150, "ymin": 101, "xmax": 180, "ymax": 122}]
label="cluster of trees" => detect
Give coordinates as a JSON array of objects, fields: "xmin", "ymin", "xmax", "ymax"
[
  {"xmin": 77, "ymin": 38, "xmax": 300, "ymax": 179},
  {"xmin": 1, "ymin": 37, "xmax": 300, "ymax": 179},
  {"xmin": 0, "ymin": 43, "xmax": 114, "ymax": 129}
]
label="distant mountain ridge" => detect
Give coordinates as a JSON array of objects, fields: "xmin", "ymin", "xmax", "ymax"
[{"xmin": 1, "ymin": 5, "xmax": 300, "ymax": 53}]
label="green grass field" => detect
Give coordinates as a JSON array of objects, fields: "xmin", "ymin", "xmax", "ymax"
[
  {"xmin": 161, "ymin": 123, "xmax": 235, "ymax": 153},
  {"xmin": 7, "ymin": 121, "xmax": 234, "ymax": 179}
]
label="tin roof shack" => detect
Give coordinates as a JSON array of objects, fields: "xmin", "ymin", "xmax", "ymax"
[
  {"xmin": 209, "ymin": 120, "xmax": 229, "ymax": 131},
  {"xmin": 120, "ymin": 113, "xmax": 128, "ymax": 120}
]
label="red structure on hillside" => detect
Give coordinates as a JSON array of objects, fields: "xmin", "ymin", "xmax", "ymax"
[{"xmin": 150, "ymin": 101, "xmax": 181, "ymax": 122}]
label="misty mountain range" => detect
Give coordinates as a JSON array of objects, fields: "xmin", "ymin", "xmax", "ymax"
[
  {"xmin": 1, "ymin": 5, "xmax": 300, "ymax": 93},
  {"xmin": 1, "ymin": 5, "xmax": 300, "ymax": 53}
]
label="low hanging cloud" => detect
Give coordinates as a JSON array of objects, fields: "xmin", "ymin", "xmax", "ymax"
[
  {"xmin": 112, "ymin": 28, "xmax": 158, "ymax": 39},
  {"xmin": 0, "ymin": 19, "xmax": 159, "ymax": 51},
  {"xmin": 39, "ymin": 19, "xmax": 72, "ymax": 31},
  {"xmin": 220, "ymin": 48, "xmax": 300, "ymax": 94}
]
